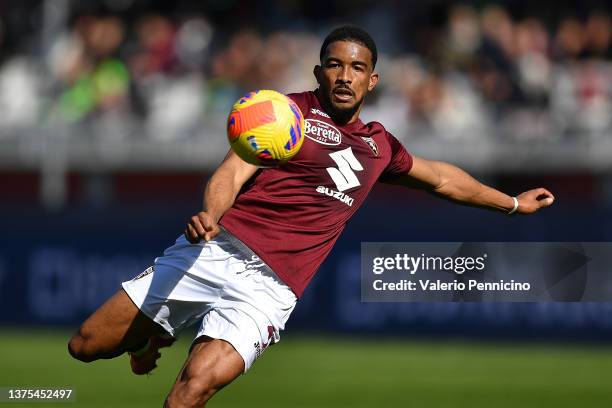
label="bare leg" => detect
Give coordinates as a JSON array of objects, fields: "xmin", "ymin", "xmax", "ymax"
[
  {"xmin": 68, "ymin": 289, "xmax": 167, "ymax": 362},
  {"xmin": 164, "ymin": 336, "xmax": 245, "ymax": 408}
]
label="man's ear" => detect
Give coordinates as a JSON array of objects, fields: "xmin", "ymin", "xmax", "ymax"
[
  {"xmin": 368, "ymin": 72, "xmax": 379, "ymax": 91},
  {"xmin": 313, "ymin": 65, "xmax": 321, "ymax": 85}
]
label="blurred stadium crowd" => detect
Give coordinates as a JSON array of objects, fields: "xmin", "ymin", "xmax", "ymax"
[
  {"xmin": 0, "ymin": 0, "xmax": 609, "ymax": 145},
  {"xmin": 2, "ymin": 0, "xmax": 612, "ymax": 343}
]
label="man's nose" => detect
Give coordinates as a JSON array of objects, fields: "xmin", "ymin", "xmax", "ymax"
[{"xmin": 336, "ymin": 67, "xmax": 351, "ymax": 83}]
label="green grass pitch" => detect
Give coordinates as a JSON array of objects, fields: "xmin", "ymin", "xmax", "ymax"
[{"xmin": 1, "ymin": 330, "xmax": 611, "ymax": 407}]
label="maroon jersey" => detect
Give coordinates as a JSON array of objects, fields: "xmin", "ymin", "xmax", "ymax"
[{"xmin": 220, "ymin": 91, "xmax": 413, "ymax": 297}]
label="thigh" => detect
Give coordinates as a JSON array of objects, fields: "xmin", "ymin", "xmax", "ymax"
[
  {"xmin": 165, "ymin": 336, "xmax": 244, "ymax": 407},
  {"xmin": 76, "ymin": 288, "xmax": 166, "ymax": 353}
]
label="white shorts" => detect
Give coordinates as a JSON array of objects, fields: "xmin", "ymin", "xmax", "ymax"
[{"xmin": 121, "ymin": 228, "xmax": 297, "ymax": 372}]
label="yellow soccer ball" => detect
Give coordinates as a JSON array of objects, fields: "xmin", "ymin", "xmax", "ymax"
[{"xmin": 227, "ymin": 90, "xmax": 305, "ymax": 166}]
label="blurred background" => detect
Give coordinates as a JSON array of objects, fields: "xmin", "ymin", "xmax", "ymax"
[{"xmin": 1, "ymin": 0, "xmax": 612, "ymax": 406}]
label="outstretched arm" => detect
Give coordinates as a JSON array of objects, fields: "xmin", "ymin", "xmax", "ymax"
[
  {"xmin": 185, "ymin": 150, "xmax": 258, "ymax": 243},
  {"xmin": 389, "ymin": 156, "xmax": 554, "ymax": 214}
]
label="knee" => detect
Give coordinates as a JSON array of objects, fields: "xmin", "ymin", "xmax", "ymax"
[
  {"xmin": 165, "ymin": 379, "xmax": 216, "ymax": 408},
  {"xmin": 68, "ymin": 331, "xmax": 96, "ymax": 363}
]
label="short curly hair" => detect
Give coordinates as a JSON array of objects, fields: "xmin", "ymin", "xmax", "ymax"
[{"xmin": 320, "ymin": 25, "xmax": 378, "ymax": 68}]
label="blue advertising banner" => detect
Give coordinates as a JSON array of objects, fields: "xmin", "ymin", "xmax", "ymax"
[{"xmin": 2, "ymin": 202, "xmax": 612, "ymax": 341}]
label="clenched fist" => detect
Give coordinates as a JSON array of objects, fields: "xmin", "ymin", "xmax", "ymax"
[
  {"xmin": 516, "ymin": 188, "xmax": 555, "ymax": 214},
  {"xmin": 184, "ymin": 212, "xmax": 221, "ymax": 243}
]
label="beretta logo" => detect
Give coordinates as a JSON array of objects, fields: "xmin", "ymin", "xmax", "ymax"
[{"xmin": 304, "ymin": 119, "xmax": 342, "ymax": 146}]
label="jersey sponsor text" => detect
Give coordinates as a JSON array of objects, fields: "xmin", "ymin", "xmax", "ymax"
[
  {"xmin": 315, "ymin": 186, "xmax": 354, "ymax": 206},
  {"xmin": 310, "ymin": 108, "xmax": 330, "ymax": 118},
  {"xmin": 304, "ymin": 119, "xmax": 342, "ymax": 145}
]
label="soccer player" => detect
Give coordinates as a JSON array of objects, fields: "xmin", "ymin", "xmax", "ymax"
[{"xmin": 68, "ymin": 26, "xmax": 554, "ymax": 407}]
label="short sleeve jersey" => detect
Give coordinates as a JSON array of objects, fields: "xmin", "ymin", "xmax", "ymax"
[{"xmin": 220, "ymin": 91, "xmax": 413, "ymax": 297}]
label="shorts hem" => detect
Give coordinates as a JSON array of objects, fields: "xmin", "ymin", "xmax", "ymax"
[
  {"xmin": 121, "ymin": 281, "xmax": 176, "ymax": 337},
  {"xmin": 194, "ymin": 331, "xmax": 250, "ymax": 374}
]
